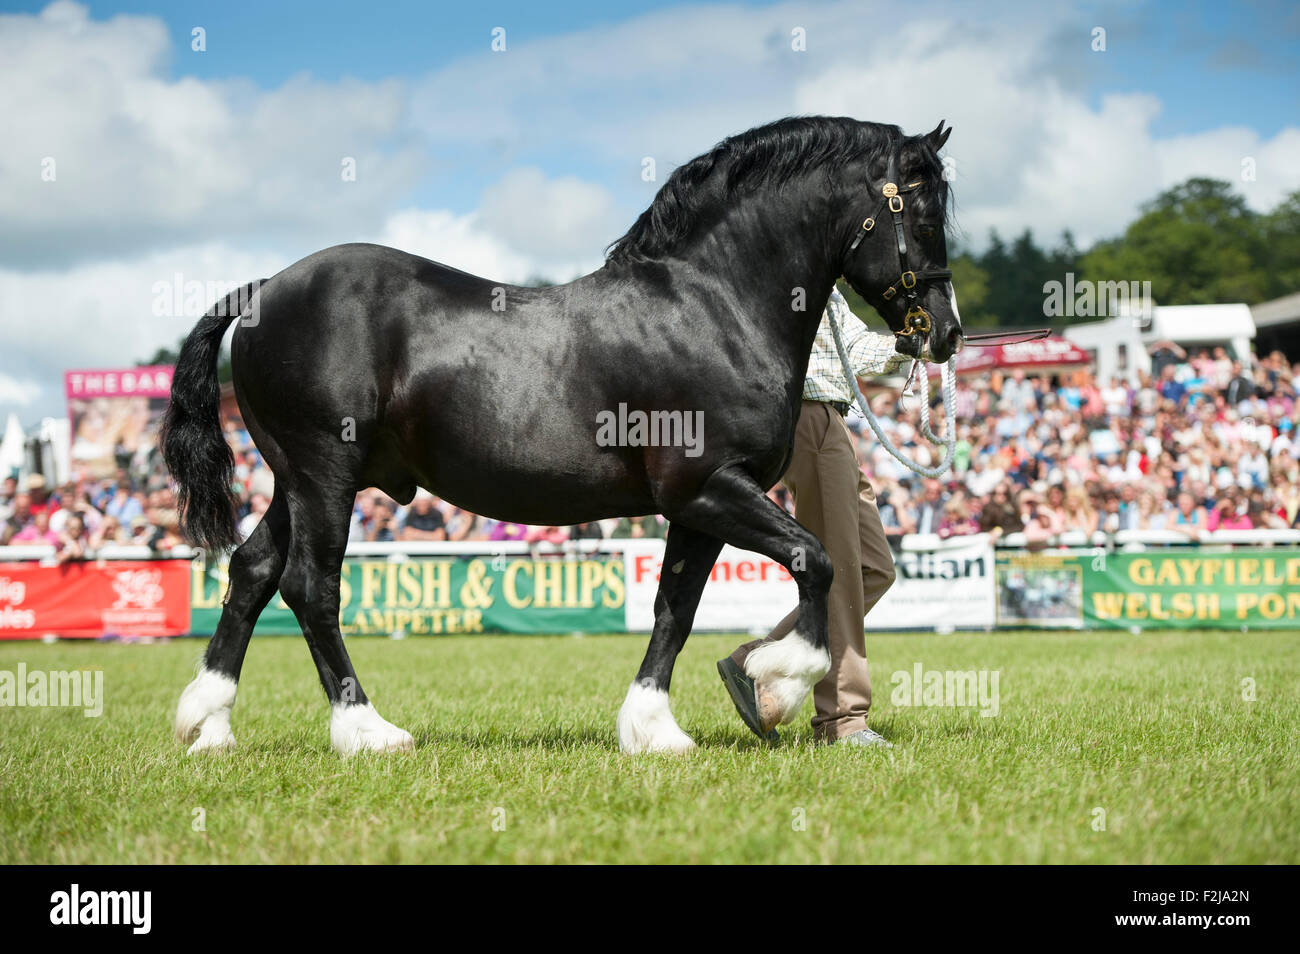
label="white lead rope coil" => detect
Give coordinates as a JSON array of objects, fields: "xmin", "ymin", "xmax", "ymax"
[{"xmin": 826, "ymin": 308, "xmax": 958, "ymax": 478}]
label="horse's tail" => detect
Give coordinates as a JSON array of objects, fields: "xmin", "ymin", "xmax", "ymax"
[{"xmin": 160, "ymin": 280, "xmax": 268, "ymax": 553}]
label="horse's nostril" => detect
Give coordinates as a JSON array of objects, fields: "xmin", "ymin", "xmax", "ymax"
[{"xmin": 948, "ymin": 327, "xmax": 964, "ymax": 355}]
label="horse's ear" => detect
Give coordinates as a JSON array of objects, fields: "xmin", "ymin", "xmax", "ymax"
[{"xmin": 926, "ymin": 120, "xmax": 952, "ymax": 153}]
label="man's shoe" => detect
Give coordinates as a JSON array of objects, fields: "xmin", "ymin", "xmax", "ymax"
[
  {"xmin": 836, "ymin": 727, "xmax": 893, "ymax": 748},
  {"xmin": 716, "ymin": 657, "xmax": 779, "ymax": 744}
]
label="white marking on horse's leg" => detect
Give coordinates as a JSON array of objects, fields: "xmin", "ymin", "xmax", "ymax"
[
  {"xmin": 617, "ymin": 680, "xmax": 696, "ymax": 754},
  {"xmin": 330, "ymin": 703, "xmax": 414, "ymax": 756},
  {"xmin": 175, "ymin": 668, "xmax": 238, "ymax": 754},
  {"xmin": 743, "ymin": 630, "xmax": 831, "ymax": 730}
]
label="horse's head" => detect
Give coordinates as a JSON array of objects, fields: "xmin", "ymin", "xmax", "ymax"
[{"xmin": 840, "ymin": 121, "xmax": 964, "ymax": 364}]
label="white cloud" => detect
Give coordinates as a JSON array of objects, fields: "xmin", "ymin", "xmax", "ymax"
[
  {"xmin": 0, "ymin": 210, "xmax": 578, "ymax": 421},
  {"xmin": 477, "ymin": 167, "xmax": 622, "ymax": 269},
  {"xmin": 0, "ymin": 374, "xmax": 41, "ymax": 408},
  {"xmin": 0, "ymin": 1, "xmax": 427, "ymax": 267}
]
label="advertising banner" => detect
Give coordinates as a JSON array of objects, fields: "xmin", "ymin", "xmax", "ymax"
[
  {"xmin": 65, "ymin": 366, "xmax": 174, "ymax": 479},
  {"xmin": 622, "ymin": 536, "xmax": 997, "ymax": 632},
  {"xmin": 0, "ymin": 559, "xmax": 191, "ymax": 639},
  {"xmin": 870, "ymin": 535, "xmax": 997, "ymax": 630},
  {"xmin": 189, "ymin": 552, "xmax": 626, "ymax": 636},
  {"xmin": 996, "ymin": 548, "xmax": 1300, "ymax": 629}
]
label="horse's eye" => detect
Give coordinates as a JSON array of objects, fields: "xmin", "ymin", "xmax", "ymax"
[{"xmin": 917, "ymin": 224, "xmax": 937, "ymax": 239}]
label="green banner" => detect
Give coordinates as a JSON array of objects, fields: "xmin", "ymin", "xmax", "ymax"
[
  {"xmin": 191, "ymin": 555, "xmax": 626, "ymax": 636},
  {"xmin": 997, "ymin": 548, "xmax": 1300, "ymax": 630}
]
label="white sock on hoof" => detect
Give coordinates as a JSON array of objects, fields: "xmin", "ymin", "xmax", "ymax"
[
  {"xmin": 330, "ymin": 703, "xmax": 414, "ymax": 756},
  {"xmin": 175, "ymin": 669, "xmax": 238, "ymax": 754},
  {"xmin": 743, "ymin": 631, "xmax": 832, "ymax": 725},
  {"xmin": 617, "ymin": 680, "xmax": 697, "ymax": 754}
]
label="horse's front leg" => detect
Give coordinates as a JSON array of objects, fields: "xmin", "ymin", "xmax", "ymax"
[
  {"xmin": 617, "ymin": 524, "xmax": 723, "ymax": 754},
  {"xmin": 669, "ymin": 465, "xmax": 833, "ymax": 733}
]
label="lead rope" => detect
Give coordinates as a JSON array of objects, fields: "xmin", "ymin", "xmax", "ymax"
[{"xmin": 826, "ymin": 307, "xmax": 958, "ymax": 478}]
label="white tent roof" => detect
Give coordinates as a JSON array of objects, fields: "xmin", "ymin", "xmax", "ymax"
[
  {"xmin": 0, "ymin": 413, "xmax": 25, "ymax": 478},
  {"xmin": 1146, "ymin": 303, "xmax": 1255, "ymax": 343}
]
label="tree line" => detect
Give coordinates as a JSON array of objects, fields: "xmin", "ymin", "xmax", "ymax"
[{"xmin": 930, "ymin": 177, "xmax": 1300, "ymax": 328}]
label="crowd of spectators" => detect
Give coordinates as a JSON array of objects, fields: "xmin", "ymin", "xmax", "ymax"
[
  {"xmin": 3, "ymin": 344, "xmax": 1297, "ymax": 558},
  {"xmin": 863, "ymin": 345, "xmax": 1300, "ymax": 545}
]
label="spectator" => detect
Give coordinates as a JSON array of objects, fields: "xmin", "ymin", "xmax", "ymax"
[
  {"xmin": 936, "ymin": 498, "xmax": 979, "ymax": 538},
  {"xmin": 878, "ymin": 487, "xmax": 917, "ymax": 541},
  {"xmin": 913, "ymin": 478, "xmax": 947, "ymax": 535},
  {"xmin": 610, "ymin": 515, "xmax": 667, "ymax": 539},
  {"xmin": 1038, "ymin": 484, "xmax": 1067, "ymax": 534},
  {"xmin": 26, "ymin": 474, "xmax": 58, "ymax": 518},
  {"xmin": 488, "ymin": 520, "xmax": 529, "ymax": 542},
  {"xmin": 366, "ymin": 499, "xmax": 397, "ymax": 542},
  {"xmin": 89, "ymin": 515, "xmax": 124, "ymax": 549},
  {"xmin": 525, "ymin": 525, "xmax": 568, "ymax": 545},
  {"xmin": 1207, "ymin": 489, "xmax": 1252, "ymax": 531},
  {"xmin": 1062, "ymin": 486, "xmax": 1098, "ymax": 534},
  {"xmin": 1224, "ymin": 361, "xmax": 1255, "ymax": 406},
  {"xmin": 977, "ymin": 484, "xmax": 1022, "ymax": 539},
  {"xmin": 55, "ymin": 513, "xmax": 89, "ymax": 564},
  {"xmin": 104, "ymin": 479, "xmax": 144, "ymax": 525},
  {"xmin": 568, "ymin": 521, "xmax": 605, "ymax": 541},
  {"xmin": 400, "ymin": 491, "xmax": 447, "ymax": 541},
  {"xmin": 444, "ymin": 506, "xmax": 481, "ymax": 541},
  {"xmin": 238, "ymin": 493, "xmax": 270, "ymax": 541},
  {"xmin": 12, "ymin": 510, "xmax": 58, "ymax": 545},
  {"xmin": 1, "ymin": 492, "xmax": 31, "ymax": 545},
  {"xmin": 1172, "ymin": 490, "xmax": 1207, "ymax": 537}
]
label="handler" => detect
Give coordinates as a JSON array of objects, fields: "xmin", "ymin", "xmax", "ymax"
[{"xmin": 718, "ymin": 286, "xmax": 915, "ymax": 747}]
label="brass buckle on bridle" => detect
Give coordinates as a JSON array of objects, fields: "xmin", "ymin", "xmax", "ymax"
[{"xmin": 896, "ymin": 306, "xmax": 931, "ymax": 337}]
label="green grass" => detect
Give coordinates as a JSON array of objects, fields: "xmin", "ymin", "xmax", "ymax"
[{"xmin": 1, "ymin": 630, "xmax": 1297, "ymax": 864}]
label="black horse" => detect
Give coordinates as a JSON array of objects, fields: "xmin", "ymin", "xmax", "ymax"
[{"xmin": 164, "ymin": 116, "xmax": 961, "ymax": 755}]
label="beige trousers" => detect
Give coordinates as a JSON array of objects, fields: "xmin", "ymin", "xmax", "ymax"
[{"xmin": 730, "ymin": 400, "xmax": 896, "ymax": 740}]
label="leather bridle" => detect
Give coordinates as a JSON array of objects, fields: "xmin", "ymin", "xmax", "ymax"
[{"xmin": 846, "ymin": 150, "xmax": 953, "ymax": 339}]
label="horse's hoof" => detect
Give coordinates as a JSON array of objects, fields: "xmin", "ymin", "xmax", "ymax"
[
  {"xmin": 754, "ymin": 683, "xmax": 784, "ymax": 734},
  {"xmin": 330, "ymin": 703, "xmax": 415, "ymax": 756},
  {"xmin": 175, "ymin": 669, "xmax": 238, "ymax": 745},
  {"xmin": 617, "ymin": 680, "xmax": 697, "ymax": 754},
  {"xmin": 187, "ymin": 724, "xmax": 236, "ymax": 755},
  {"xmin": 743, "ymin": 633, "xmax": 830, "ymax": 727}
]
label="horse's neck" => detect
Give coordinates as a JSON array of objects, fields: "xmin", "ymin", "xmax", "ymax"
[{"xmin": 592, "ymin": 183, "xmax": 849, "ymax": 370}]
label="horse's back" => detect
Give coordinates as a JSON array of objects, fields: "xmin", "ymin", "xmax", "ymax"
[{"xmin": 229, "ymin": 243, "xmax": 661, "ymax": 520}]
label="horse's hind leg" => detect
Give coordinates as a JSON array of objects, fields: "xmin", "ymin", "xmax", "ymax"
[
  {"xmin": 176, "ymin": 492, "xmax": 290, "ymax": 753},
  {"xmin": 667, "ymin": 464, "xmax": 833, "ymax": 733},
  {"xmin": 617, "ymin": 524, "xmax": 723, "ymax": 754},
  {"xmin": 276, "ymin": 482, "xmax": 413, "ymax": 756}
]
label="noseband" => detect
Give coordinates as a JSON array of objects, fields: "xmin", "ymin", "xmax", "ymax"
[{"xmin": 847, "ymin": 150, "xmax": 953, "ymax": 338}]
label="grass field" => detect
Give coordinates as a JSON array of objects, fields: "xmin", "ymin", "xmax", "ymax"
[{"xmin": 1, "ymin": 630, "xmax": 1297, "ymax": 864}]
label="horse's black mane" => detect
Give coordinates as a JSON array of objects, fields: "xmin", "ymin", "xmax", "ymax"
[{"xmin": 605, "ymin": 115, "xmax": 949, "ymax": 266}]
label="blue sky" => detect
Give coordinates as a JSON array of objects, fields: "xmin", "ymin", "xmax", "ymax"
[
  {"xmin": 4, "ymin": 0, "xmax": 1295, "ymax": 223},
  {"xmin": 0, "ymin": 0, "xmax": 1297, "ymax": 422}
]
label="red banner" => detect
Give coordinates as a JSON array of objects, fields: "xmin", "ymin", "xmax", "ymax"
[{"xmin": 0, "ymin": 560, "xmax": 191, "ymax": 639}]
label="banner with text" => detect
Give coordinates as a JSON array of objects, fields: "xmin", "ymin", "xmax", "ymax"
[
  {"xmin": 996, "ymin": 548, "xmax": 1300, "ymax": 629},
  {"xmin": 621, "ymin": 536, "xmax": 996, "ymax": 632},
  {"xmin": 0, "ymin": 560, "xmax": 191, "ymax": 639},
  {"xmin": 190, "ymin": 553, "xmax": 625, "ymax": 635}
]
